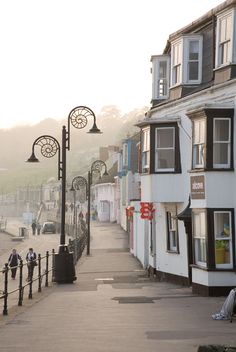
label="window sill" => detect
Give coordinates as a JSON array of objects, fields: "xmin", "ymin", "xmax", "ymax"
[
  {"xmin": 188, "ymin": 168, "xmax": 234, "ymax": 173},
  {"xmin": 166, "ymin": 250, "xmax": 179, "ymax": 254},
  {"xmin": 191, "ymin": 264, "xmax": 235, "ymax": 272}
]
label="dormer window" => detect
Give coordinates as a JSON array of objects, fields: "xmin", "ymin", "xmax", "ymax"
[
  {"xmin": 216, "ymin": 9, "xmax": 235, "ymax": 67},
  {"xmin": 171, "ymin": 35, "xmax": 203, "ymax": 86},
  {"xmin": 151, "ymin": 55, "xmax": 170, "ymax": 101}
]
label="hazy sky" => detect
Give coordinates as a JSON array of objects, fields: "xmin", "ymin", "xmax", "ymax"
[{"xmin": 0, "ymin": 0, "xmax": 222, "ymax": 129}]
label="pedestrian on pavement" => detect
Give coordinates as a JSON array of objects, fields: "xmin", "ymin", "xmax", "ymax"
[
  {"xmin": 31, "ymin": 221, "xmax": 36, "ymax": 235},
  {"xmin": 36, "ymin": 223, "xmax": 41, "ymax": 235},
  {"xmin": 26, "ymin": 248, "xmax": 37, "ymax": 281},
  {"xmin": 8, "ymin": 249, "xmax": 21, "ymax": 279}
]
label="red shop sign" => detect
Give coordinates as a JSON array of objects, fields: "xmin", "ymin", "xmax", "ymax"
[{"xmin": 140, "ymin": 202, "xmax": 155, "ymax": 220}]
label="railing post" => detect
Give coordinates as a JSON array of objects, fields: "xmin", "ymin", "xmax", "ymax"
[
  {"xmin": 18, "ymin": 259, "xmax": 23, "ymax": 306},
  {"xmin": 38, "ymin": 254, "xmax": 41, "ymax": 292},
  {"xmin": 52, "ymin": 249, "xmax": 55, "ymax": 282},
  {"xmin": 28, "ymin": 262, "xmax": 33, "ymax": 299},
  {"xmin": 3, "ymin": 263, "xmax": 8, "ymax": 315},
  {"xmin": 45, "ymin": 251, "xmax": 49, "ymax": 287}
]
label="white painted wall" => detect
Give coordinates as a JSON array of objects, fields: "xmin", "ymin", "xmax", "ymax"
[{"xmin": 92, "ymin": 183, "xmax": 115, "ymax": 222}]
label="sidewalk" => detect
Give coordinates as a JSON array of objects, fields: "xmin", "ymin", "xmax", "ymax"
[{"xmin": 0, "ymin": 221, "xmax": 235, "ymax": 352}]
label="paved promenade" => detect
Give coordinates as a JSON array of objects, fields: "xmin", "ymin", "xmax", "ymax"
[{"xmin": 0, "ymin": 221, "xmax": 236, "ymax": 352}]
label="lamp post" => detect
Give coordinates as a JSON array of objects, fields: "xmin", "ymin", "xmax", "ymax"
[
  {"xmin": 87, "ymin": 160, "xmax": 108, "ymax": 255},
  {"xmin": 70, "ymin": 175, "xmax": 88, "ymax": 226},
  {"xmin": 27, "ymin": 106, "xmax": 102, "ymax": 283}
]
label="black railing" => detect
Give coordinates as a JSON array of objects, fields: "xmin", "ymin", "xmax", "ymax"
[{"xmin": 0, "ymin": 250, "xmax": 55, "ymax": 316}]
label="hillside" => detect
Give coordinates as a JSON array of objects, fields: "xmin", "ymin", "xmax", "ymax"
[{"xmin": 0, "ymin": 105, "xmax": 147, "ymax": 192}]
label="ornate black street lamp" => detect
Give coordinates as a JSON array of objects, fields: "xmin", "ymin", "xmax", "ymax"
[
  {"xmin": 87, "ymin": 160, "xmax": 108, "ymax": 255},
  {"xmin": 27, "ymin": 106, "xmax": 101, "ymax": 283}
]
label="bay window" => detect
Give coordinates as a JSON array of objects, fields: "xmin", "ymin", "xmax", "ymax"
[
  {"xmin": 171, "ymin": 35, "xmax": 202, "ymax": 86},
  {"xmin": 192, "ymin": 208, "xmax": 235, "ymax": 270},
  {"xmin": 140, "ymin": 122, "xmax": 181, "ymax": 174},
  {"xmin": 189, "ymin": 108, "xmax": 234, "ymax": 171}
]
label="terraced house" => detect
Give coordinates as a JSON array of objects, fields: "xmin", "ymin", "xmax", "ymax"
[{"xmin": 133, "ymin": 0, "xmax": 236, "ymax": 296}]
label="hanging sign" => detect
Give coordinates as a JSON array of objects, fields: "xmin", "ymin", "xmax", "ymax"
[{"xmin": 140, "ymin": 202, "xmax": 155, "ymax": 220}]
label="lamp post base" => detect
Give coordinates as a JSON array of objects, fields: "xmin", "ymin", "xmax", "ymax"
[{"xmin": 53, "ymin": 245, "xmax": 77, "ymax": 283}]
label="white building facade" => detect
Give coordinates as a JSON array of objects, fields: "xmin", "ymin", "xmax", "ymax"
[{"xmin": 136, "ymin": 0, "xmax": 236, "ymax": 296}]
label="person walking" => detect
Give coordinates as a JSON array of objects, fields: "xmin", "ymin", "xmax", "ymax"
[
  {"xmin": 36, "ymin": 223, "xmax": 41, "ymax": 235},
  {"xmin": 26, "ymin": 248, "xmax": 37, "ymax": 281},
  {"xmin": 31, "ymin": 221, "xmax": 36, "ymax": 235},
  {"xmin": 8, "ymin": 249, "xmax": 21, "ymax": 279}
]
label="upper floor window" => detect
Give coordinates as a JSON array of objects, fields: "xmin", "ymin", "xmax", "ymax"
[
  {"xmin": 141, "ymin": 128, "xmax": 150, "ymax": 173},
  {"xmin": 140, "ymin": 122, "xmax": 181, "ymax": 174},
  {"xmin": 213, "ymin": 118, "xmax": 231, "ymax": 168},
  {"xmin": 155, "ymin": 127, "xmax": 175, "ymax": 171},
  {"xmin": 151, "ymin": 55, "xmax": 170, "ymax": 100},
  {"xmin": 216, "ymin": 9, "xmax": 235, "ymax": 67},
  {"xmin": 171, "ymin": 35, "xmax": 203, "ymax": 87},
  {"xmin": 188, "ymin": 108, "xmax": 234, "ymax": 170},
  {"xmin": 172, "ymin": 41, "xmax": 182, "ymax": 86}
]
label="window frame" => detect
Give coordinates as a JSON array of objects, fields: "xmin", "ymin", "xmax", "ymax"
[
  {"xmin": 215, "ymin": 9, "xmax": 235, "ymax": 68},
  {"xmin": 155, "ymin": 126, "xmax": 175, "ymax": 172},
  {"xmin": 192, "ymin": 118, "xmax": 206, "ymax": 169},
  {"xmin": 192, "ymin": 209, "xmax": 207, "ymax": 268},
  {"xmin": 151, "ymin": 55, "xmax": 170, "ymax": 100},
  {"xmin": 166, "ymin": 210, "xmax": 179, "ymax": 253},
  {"xmin": 213, "ymin": 118, "xmax": 231, "ymax": 168},
  {"xmin": 214, "ymin": 210, "xmax": 233, "ymax": 269},
  {"xmin": 141, "ymin": 128, "xmax": 150, "ymax": 173}
]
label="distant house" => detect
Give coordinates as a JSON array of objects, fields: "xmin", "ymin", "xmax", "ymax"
[
  {"xmin": 135, "ymin": 0, "xmax": 236, "ymax": 296},
  {"xmin": 117, "ymin": 134, "xmax": 140, "ymax": 231}
]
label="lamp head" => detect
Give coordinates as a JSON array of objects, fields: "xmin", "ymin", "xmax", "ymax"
[
  {"xmin": 26, "ymin": 152, "xmax": 39, "ymax": 163},
  {"xmin": 70, "ymin": 184, "xmax": 75, "ymax": 192},
  {"xmin": 87, "ymin": 122, "xmax": 102, "ymax": 134}
]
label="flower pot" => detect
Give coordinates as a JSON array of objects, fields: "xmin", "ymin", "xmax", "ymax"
[{"xmin": 215, "ymin": 248, "xmax": 225, "ymax": 264}]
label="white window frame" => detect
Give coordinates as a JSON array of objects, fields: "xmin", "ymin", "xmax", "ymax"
[
  {"xmin": 155, "ymin": 126, "xmax": 175, "ymax": 172},
  {"xmin": 166, "ymin": 211, "xmax": 178, "ymax": 252},
  {"xmin": 192, "ymin": 119, "xmax": 206, "ymax": 169},
  {"xmin": 214, "ymin": 211, "xmax": 233, "ymax": 269},
  {"xmin": 216, "ymin": 9, "xmax": 235, "ymax": 68},
  {"xmin": 171, "ymin": 35, "xmax": 203, "ymax": 87},
  {"xmin": 193, "ymin": 210, "xmax": 207, "ymax": 268},
  {"xmin": 171, "ymin": 40, "xmax": 182, "ymax": 86},
  {"xmin": 183, "ymin": 36, "xmax": 203, "ymax": 84},
  {"xmin": 151, "ymin": 55, "xmax": 170, "ymax": 100},
  {"xmin": 213, "ymin": 118, "xmax": 231, "ymax": 168},
  {"xmin": 142, "ymin": 128, "xmax": 150, "ymax": 173}
]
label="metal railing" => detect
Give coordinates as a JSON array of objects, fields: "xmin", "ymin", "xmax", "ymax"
[{"xmin": 0, "ymin": 250, "xmax": 55, "ymax": 316}]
